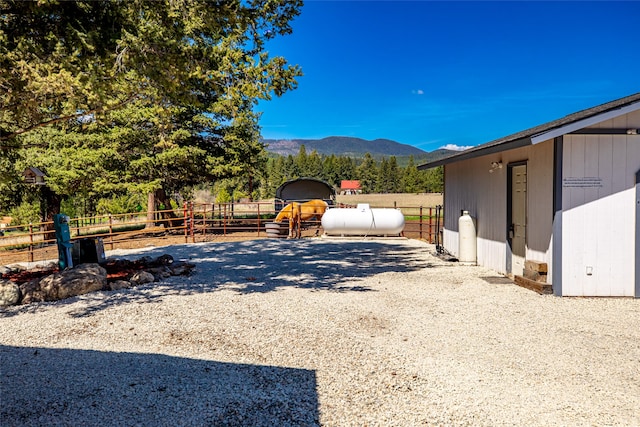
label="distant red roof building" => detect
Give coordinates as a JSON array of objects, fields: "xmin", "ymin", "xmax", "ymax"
[{"xmin": 340, "ymin": 180, "xmax": 361, "ymax": 194}]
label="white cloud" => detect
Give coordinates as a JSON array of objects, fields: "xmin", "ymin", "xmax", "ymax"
[
  {"xmin": 440, "ymin": 144, "xmax": 474, "ymax": 151},
  {"xmin": 412, "ymin": 89, "xmax": 424, "ymax": 95}
]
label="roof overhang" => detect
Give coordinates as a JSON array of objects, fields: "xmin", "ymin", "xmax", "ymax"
[
  {"xmin": 417, "ymin": 137, "xmax": 532, "ymax": 169},
  {"xmin": 530, "ymin": 101, "xmax": 640, "ymax": 144},
  {"xmin": 418, "ymin": 94, "xmax": 640, "ymax": 170}
]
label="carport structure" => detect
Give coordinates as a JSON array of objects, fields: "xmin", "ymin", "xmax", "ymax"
[{"xmin": 274, "ymin": 177, "xmax": 336, "ymax": 211}]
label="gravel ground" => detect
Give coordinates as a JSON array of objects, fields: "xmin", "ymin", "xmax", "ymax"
[{"xmin": 1, "ymin": 238, "xmax": 639, "ymax": 426}]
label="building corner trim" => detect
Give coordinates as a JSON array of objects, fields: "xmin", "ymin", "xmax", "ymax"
[
  {"xmin": 635, "ymin": 169, "xmax": 640, "ymax": 298},
  {"xmin": 552, "ymin": 136, "xmax": 563, "ymax": 296}
]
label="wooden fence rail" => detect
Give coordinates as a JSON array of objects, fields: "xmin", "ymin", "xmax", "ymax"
[{"xmin": 0, "ymin": 202, "xmax": 443, "ymax": 266}]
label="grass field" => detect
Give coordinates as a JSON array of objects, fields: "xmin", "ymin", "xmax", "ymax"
[{"xmin": 336, "ymin": 193, "xmax": 442, "ymax": 208}]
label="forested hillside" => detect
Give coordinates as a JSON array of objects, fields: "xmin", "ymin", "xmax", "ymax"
[
  {"xmin": 264, "ymin": 136, "xmax": 429, "ymax": 157},
  {"xmin": 255, "ymin": 146, "xmax": 443, "ymax": 203}
]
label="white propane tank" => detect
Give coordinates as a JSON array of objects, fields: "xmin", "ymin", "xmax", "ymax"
[
  {"xmin": 322, "ymin": 204, "xmax": 405, "ymax": 236},
  {"xmin": 458, "ymin": 210, "xmax": 477, "ymax": 265}
]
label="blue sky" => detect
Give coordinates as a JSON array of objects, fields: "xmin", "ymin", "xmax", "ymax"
[{"xmin": 257, "ymin": 1, "xmax": 640, "ymax": 152}]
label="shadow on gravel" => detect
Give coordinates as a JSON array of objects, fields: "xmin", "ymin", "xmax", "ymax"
[
  {"xmin": 1, "ymin": 239, "xmax": 438, "ymax": 317},
  {"xmin": 0, "ymin": 344, "xmax": 319, "ymax": 427}
]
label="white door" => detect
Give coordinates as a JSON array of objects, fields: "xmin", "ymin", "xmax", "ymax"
[{"xmin": 509, "ymin": 164, "xmax": 527, "ymax": 275}]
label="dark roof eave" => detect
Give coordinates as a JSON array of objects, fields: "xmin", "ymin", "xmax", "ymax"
[
  {"xmin": 417, "ymin": 137, "xmax": 533, "ymax": 169},
  {"xmin": 417, "ymin": 92, "xmax": 640, "ymax": 170}
]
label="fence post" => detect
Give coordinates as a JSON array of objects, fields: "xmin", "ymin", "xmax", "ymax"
[
  {"xmin": 223, "ymin": 203, "xmax": 227, "ymax": 236},
  {"xmin": 419, "ymin": 206, "xmax": 423, "ymax": 240},
  {"xmin": 202, "ymin": 203, "xmax": 207, "ymax": 238},
  {"xmin": 108, "ymin": 214, "xmax": 114, "ymax": 250},
  {"xmin": 439, "ymin": 206, "xmax": 443, "ymax": 246},
  {"xmin": 428, "ymin": 207, "xmax": 433, "ymax": 243},
  {"xmin": 28, "ymin": 223, "xmax": 34, "ymax": 263},
  {"xmin": 257, "ymin": 202, "xmax": 261, "ymax": 237},
  {"xmin": 183, "ymin": 202, "xmax": 188, "ymax": 243},
  {"xmin": 190, "ymin": 201, "xmax": 195, "ymax": 243}
]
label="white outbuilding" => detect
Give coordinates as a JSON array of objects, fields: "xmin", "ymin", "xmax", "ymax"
[{"xmin": 419, "ymin": 93, "xmax": 640, "ymax": 297}]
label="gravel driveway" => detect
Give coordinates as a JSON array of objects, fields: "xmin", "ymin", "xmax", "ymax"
[{"xmin": 1, "ymin": 238, "xmax": 639, "ymax": 426}]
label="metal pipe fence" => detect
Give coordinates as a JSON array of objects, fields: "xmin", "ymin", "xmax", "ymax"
[{"xmin": 0, "ymin": 201, "xmax": 442, "ymax": 266}]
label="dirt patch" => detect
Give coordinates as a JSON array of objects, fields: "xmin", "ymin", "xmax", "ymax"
[{"xmin": 336, "ymin": 192, "xmax": 442, "ymax": 208}]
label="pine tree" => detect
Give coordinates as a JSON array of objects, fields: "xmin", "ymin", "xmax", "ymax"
[
  {"xmin": 306, "ymin": 150, "xmax": 323, "ymax": 179},
  {"xmin": 322, "ymin": 155, "xmax": 338, "ymax": 187},
  {"xmin": 356, "ymin": 153, "xmax": 378, "ymax": 194},
  {"xmin": 387, "ymin": 156, "xmax": 400, "ymax": 193},
  {"xmin": 422, "ymin": 166, "xmax": 444, "ymax": 193},
  {"xmin": 294, "ymin": 145, "xmax": 308, "ymax": 176},
  {"xmin": 1, "ymin": 0, "xmax": 303, "ymax": 219},
  {"xmin": 402, "ymin": 155, "xmax": 421, "ymax": 193}
]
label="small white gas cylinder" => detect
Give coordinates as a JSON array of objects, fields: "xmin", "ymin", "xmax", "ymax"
[{"xmin": 458, "ymin": 210, "xmax": 477, "ymax": 265}]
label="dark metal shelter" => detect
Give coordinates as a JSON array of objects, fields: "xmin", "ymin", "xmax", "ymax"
[{"xmin": 275, "ymin": 177, "xmax": 336, "ymax": 211}]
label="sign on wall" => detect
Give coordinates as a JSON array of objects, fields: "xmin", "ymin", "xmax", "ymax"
[{"xmin": 562, "ymin": 177, "xmax": 603, "ymax": 188}]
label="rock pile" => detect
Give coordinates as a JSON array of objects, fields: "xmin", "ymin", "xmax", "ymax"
[{"xmin": 0, "ymin": 254, "xmax": 195, "ymax": 306}]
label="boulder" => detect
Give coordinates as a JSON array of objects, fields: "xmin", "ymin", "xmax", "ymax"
[
  {"xmin": 1, "ymin": 264, "xmax": 25, "ymax": 276},
  {"xmin": 153, "ymin": 254, "xmax": 174, "ymax": 266},
  {"xmin": 138, "ymin": 256, "xmax": 155, "ymax": 266},
  {"xmin": 109, "ymin": 280, "xmax": 133, "ymax": 291},
  {"xmin": 38, "ymin": 263, "xmax": 107, "ymax": 301},
  {"xmin": 0, "ymin": 280, "xmax": 21, "ymax": 306},
  {"xmin": 146, "ymin": 266, "xmax": 172, "ymax": 281},
  {"xmin": 19, "ymin": 279, "xmax": 46, "ymax": 304},
  {"xmin": 169, "ymin": 261, "xmax": 196, "ymax": 276},
  {"xmin": 130, "ymin": 271, "xmax": 155, "ymax": 285},
  {"xmin": 11, "ymin": 253, "xmax": 192, "ymax": 305}
]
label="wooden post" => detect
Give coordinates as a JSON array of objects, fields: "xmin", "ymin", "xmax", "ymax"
[
  {"xmin": 190, "ymin": 202, "xmax": 195, "ymax": 243},
  {"xmin": 202, "ymin": 203, "xmax": 207, "ymax": 238},
  {"xmin": 214, "ymin": 203, "xmax": 218, "ymax": 232},
  {"xmin": 183, "ymin": 202, "xmax": 188, "ymax": 243},
  {"xmin": 257, "ymin": 203, "xmax": 261, "ymax": 237},
  {"xmin": 223, "ymin": 203, "xmax": 227, "ymax": 236},
  {"xmin": 419, "ymin": 206, "xmax": 423, "ymax": 240},
  {"xmin": 28, "ymin": 223, "xmax": 34, "ymax": 263},
  {"xmin": 428, "ymin": 207, "xmax": 433, "ymax": 243},
  {"xmin": 108, "ymin": 215, "xmax": 114, "ymax": 250}
]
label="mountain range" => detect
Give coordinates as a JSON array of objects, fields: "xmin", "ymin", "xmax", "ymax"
[{"xmin": 262, "ymin": 136, "xmax": 454, "ymax": 162}]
